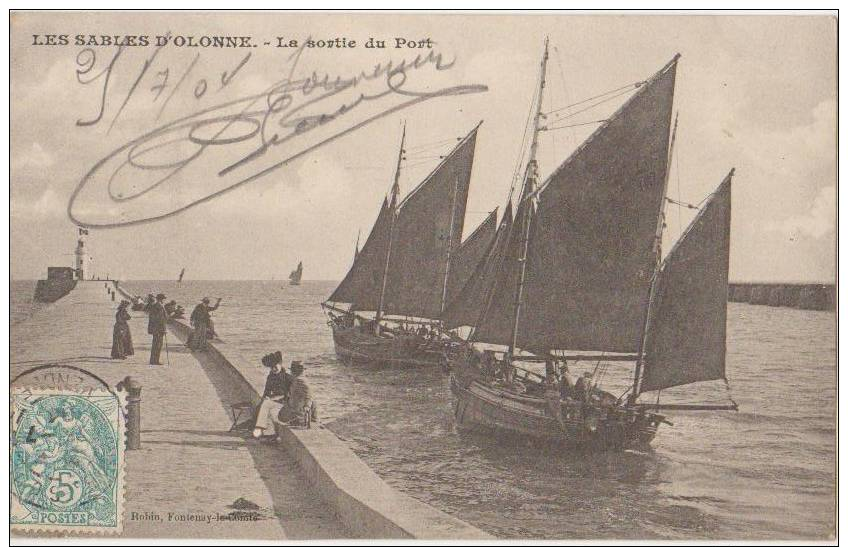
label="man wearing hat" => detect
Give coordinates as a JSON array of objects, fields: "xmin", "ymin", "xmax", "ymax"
[
  {"xmin": 148, "ymin": 293, "xmax": 168, "ymax": 365},
  {"xmin": 189, "ymin": 296, "xmax": 221, "ymax": 351},
  {"xmin": 252, "ymin": 352, "xmax": 290, "ymax": 438},
  {"xmin": 278, "ymin": 361, "xmax": 312, "ymax": 425}
]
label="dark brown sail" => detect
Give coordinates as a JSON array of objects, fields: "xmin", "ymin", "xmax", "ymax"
[
  {"xmin": 473, "ymin": 56, "xmax": 678, "ymax": 352},
  {"xmin": 381, "ymin": 126, "xmax": 480, "ymax": 319},
  {"xmin": 444, "ymin": 208, "xmax": 498, "ymax": 311},
  {"xmin": 639, "ymin": 171, "xmax": 733, "ymax": 393},
  {"xmin": 443, "ymin": 201, "xmax": 512, "ymax": 329},
  {"xmin": 471, "ymin": 197, "xmax": 533, "ymax": 344},
  {"xmin": 327, "ymin": 197, "xmax": 394, "ymax": 309}
]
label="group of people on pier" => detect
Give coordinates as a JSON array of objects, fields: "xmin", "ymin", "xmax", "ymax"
[
  {"xmin": 252, "ymin": 351, "xmax": 315, "ymax": 439},
  {"xmin": 109, "ymin": 288, "xmax": 316, "ymax": 438},
  {"xmin": 109, "ymin": 291, "xmax": 223, "ymax": 364}
]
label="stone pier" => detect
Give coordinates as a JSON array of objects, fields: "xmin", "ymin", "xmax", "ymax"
[
  {"xmin": 728, "ymin": 282, "xmax": 835, "ymax": 311},
  {"xmin": 12, "ymin": 281, "xmax": 492, "ymax": 540},
  {"xmin": 11, "ymin": 282, "xmax": 350, "ymax": 539}
]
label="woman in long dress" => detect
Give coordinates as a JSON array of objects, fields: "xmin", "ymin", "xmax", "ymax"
[{"xmin": 110, "ymin": 301, "xmax": 133, "ymax": 359}]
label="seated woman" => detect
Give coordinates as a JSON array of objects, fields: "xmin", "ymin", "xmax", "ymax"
[{"xmin": 252, "ymin": 352, "xmax": 290, "ymax": 438}]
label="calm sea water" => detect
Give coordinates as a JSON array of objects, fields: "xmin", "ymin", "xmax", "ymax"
[{"xmin": 11, "ymin": 279, "xmax": 836, "ymax": 539}]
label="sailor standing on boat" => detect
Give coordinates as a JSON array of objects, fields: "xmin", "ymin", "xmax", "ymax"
[
  {"xmin": 147, "ymin": 293, "xmax": 167, "ymax": 366},
  {"xmin": 574, "ymin": 372, "xmax": 594, "ymax": 403}
]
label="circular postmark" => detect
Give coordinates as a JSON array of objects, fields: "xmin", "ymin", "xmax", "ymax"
[{"xmin": 11, "ymin": 391, "xmax": 122, "ymax": 529}]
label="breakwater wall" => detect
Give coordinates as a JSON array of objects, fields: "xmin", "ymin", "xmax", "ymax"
[
  {"xmin": 33, "ymin": 279, "xmax": 76, "ymax": 302},
  {"xmin": 728, "ymin": 283, "xmax": 835, "ymax": 311},
  {"xmin": 114, "ymin": 285, "xmax": 492, "ymax": 540}
]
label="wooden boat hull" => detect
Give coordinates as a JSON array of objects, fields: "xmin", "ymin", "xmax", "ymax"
[
  {"xmin": 450, "ymin": 373, "xmax": 662, "ymax": 450},
  {"xmin": 330, "ymin": 323, "xmax": 459, "ymax": 367}
]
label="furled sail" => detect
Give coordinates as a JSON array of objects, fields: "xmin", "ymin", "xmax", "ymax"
[
  {"xmin": 639, "ymin": 171, "xmax": 733, "ymax": 393},
  {"xmin": 444, "ymin": 208, "xmax": 498, "ymax": 311},
  {"xmin": 473, "ymin": 56, "xmax": 678, "ymax": 352},
  {"xmin": 442, "ymin": 202, "xmax": 513, "ymax": 329},
  {"xmin": 381, "ymin": 126, "xmax": 480, "ymax": 319},
  {"xmin": 327, "ymin": 197, "xmax": 394, "ymax": 309}
]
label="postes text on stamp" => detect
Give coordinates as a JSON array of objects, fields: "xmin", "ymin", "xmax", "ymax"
[{"xmin": 10, "ymin": 389, "xmax": 124, "ymax": 534}]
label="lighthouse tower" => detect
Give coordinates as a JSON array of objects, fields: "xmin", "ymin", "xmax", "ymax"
[{"xmin": 74, "ymin": 237, "xmax": 87, "ymax": 280}]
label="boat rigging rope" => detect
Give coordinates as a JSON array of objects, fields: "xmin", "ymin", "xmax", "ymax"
[
  {"xmin": 552, "ymin": 46, "xmax": 578, "ymax": 151},
  {"xmin": 402, "ymin": 159, "xmax": 444, "ymax": 170},
  {"xmin": 665, "ymin": 196, "xmax": 700, "ymax": 210},
  {"xmin": 403, "ymin": 154, "xmax": 449, "ymax": 160},
  {"xmin": 544, "ymin": 80, "xmax": 644, "ymax": 116},
  {"xmin": 675, "ymin": 128, "xmax": 684, "ymax": 236},
  {"xmin": 724, "ymin": 378, "xmax": 739, "ymax": 409},
  {"xmin": 542, "ymin": 119, "xmax": 608, "ymax": 132},
  {"xmin": 404, "ymin": 136, "xmax": 461, "ymax": 152},
  {"xmin": 548, "ymin": 87, "xmax": 637, "ymax": 124},
  {"xmin": 509, "ymin": 71, "xmax": 541, "ymax": 196}
]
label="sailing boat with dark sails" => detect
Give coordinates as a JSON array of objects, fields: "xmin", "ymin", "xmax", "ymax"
[
  {"xmin": 288, "ymin": 262, "xmax": 303, "ymax": 286},
  {"xmin": 447, "ymin": 42, "xmax": 738, "ymax": 450},
  {"xmin": 322, "ymin": 123, "xmax": 496, "ymax": 367}
]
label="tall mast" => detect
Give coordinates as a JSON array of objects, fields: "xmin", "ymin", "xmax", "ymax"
[
  {"xmin": 630, "ymin": 111, "xmax": 678, "ymax": 403},
  {"xmin": 439, "ymin": 176, "xmax": 460, "ymax": 317},
  {"xmin": 508, "ymin": 38, "xmax": 549, "ymax": 358},
  {"xmin": 376, "ymin": 122, "xmax": 405, "ymax": 325},
  {"xmin": 354, "ymin": 229, "xmax": 361, "ymax": 261}
]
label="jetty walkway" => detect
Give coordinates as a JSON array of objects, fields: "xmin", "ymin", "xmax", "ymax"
[
  {"xmin": 11, "ymin": 281, "xmax": 493, "ymax": 540},
  {"xmin": 11, "ymin": 281, "xmax": 348, "ymax": 539}
]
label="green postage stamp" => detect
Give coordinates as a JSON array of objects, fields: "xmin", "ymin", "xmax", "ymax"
[{"xmin": 10, "ymin": 389, "xmax": 124, "ymax": 534}]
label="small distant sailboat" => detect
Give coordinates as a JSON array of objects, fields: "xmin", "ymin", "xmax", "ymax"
[
  {"xmin": 289, "ymin": 262, "xmax": 303, "ymax": 286},
  {"xmin": 177, "ymin": 268, "xmax": 185, "ymax": 284}
]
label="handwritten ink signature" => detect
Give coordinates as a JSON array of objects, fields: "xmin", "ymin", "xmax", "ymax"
[{"xmin": 68, "ymin": 40, "xmax": 488, "ymax": 228}]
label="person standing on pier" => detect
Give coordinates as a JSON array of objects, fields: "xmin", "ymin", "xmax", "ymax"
[
  {"xmin": 148, "ymin": 293, "xmax": 168, "ymax": 366},
  {"xmin": 110, "ymin": 300, "xmax": 134, "ymax": 360},
  {"xmin": 189, "ymin": 297, "xmax": 220, "ymax": 351}
]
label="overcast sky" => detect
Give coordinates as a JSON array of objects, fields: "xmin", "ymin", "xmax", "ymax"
[{"xmin": 11, "ymin": 12, "xmax": 836, "ymax": 282}]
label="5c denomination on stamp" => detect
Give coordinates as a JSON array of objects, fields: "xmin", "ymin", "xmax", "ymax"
[{"xmin": 10, "ymin": 389, "xmax": 124, "ymax": 534}]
